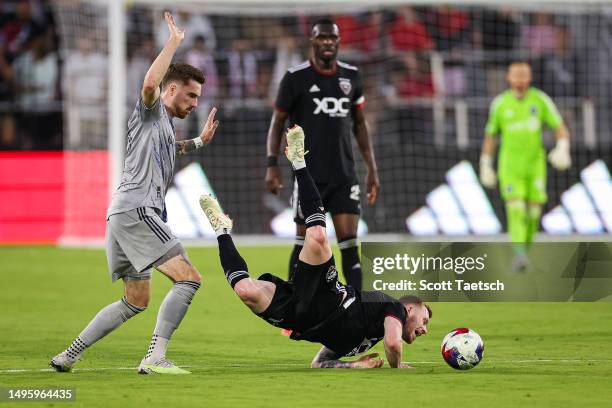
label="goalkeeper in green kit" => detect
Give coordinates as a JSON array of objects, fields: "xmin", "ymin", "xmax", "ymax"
[{"xmin": 480, "ymin": 61, "xmax": 571, "ymax": 269}]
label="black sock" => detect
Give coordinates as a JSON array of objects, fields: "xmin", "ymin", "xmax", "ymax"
[
  {"xmin": 287, "ymin": 236, "xmax": 304, "ymax": 282},
  {"xmin": 294, "ymin": 167, "xmax": 325, "ymax": 228},
  {"xmin": 339, "ymin": 236, "xmax": 362, "ymax": 291},
  {"xmin": 217, "ymin": 234, "xmax": 249, "ymax": 288}
]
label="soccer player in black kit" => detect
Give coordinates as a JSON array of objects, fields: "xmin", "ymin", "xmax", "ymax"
[
  {"xmin": 203, "ymin": 126, "xmax": 430, "ymax": 368},
  {"xmin": 265, "ymin": 19, "xmax": 380, "ymax": 290}
]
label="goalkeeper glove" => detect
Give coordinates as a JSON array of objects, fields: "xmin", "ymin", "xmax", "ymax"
[
  {"xmin": 479, "ymin": 154, "xmax": 497, "ymax": 189},
  {"xmin": 548, "ymin": 138, "xmax": 571, "ymax": 171}
]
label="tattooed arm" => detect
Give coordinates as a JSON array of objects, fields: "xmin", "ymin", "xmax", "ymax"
[
  {"xmin": 176, "ymin": 107, "xmax": 220, "ymax": 156},
  {"xmin": 175, "ymin": 138, "xmax": 199, "ymax": 155},
  {"xmin": 310, "ymin": 346, "xmax": 384, "ymax": 369}
]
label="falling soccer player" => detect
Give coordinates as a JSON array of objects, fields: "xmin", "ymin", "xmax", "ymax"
[
  {"xmin": 50, "ymin": 12, "xmax": 219, "ymax": 374},
  {"xmin": 480, "ymin": 61, "xmax": 571, "ymax": 270},
  {"xmin": 202, "ymin": 126, "xmax": 431, "ymax": 368}
]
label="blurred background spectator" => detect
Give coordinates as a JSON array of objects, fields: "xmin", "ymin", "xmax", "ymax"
[
  {"xmin": 63, "ymin": 36, "xmax": 107, "ymax": 149},
  {"xmin": 13, "ymin": 25, "xmax": 60, "ymax": 149},
  {"xmin": 522, "ymin": 12, "xmax": 559, "ymax": 57},
  {"xmin": 227, "ymin": 38, "xmax": 258, "ymax": 99},
  {"xmin": 126, "ymin": 38, "xmax": 155, "ymax": 108},
  {"xmin": 479, "ymin": 8, "xmax": 520, "ymax": 53},
  {"xmin": 155, "ymin": 9, "xmax": 216, "ymax": 55},
  {"xmin": 185, "ymin": 34, "xmax": 219, "ymax": 129},
  {"xmin": 269, "ymin": 34, "xmax": 302, "ymax": 101},
  {"xmin": 425, "ymin": 5, "xmax": 471, "ymax": 51},
  {"xmin": 388, "ymin": 7, "xmax": 433, "ymax": 52}
]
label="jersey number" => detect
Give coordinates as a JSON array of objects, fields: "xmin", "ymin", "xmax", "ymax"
[
  {"xmin": 346, "ymin": 337, "xmax": 381, "ymax": 357},
  {"xmin": 350, "ymin": 184, "xmax": 360, "ymax": 201}
]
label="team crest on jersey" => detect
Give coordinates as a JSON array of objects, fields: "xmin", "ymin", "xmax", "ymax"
[
  {"xmin": 326, "ymin": 265, "xmax": 338, "ymax": 282},
  {"xmin": 338, "ymin": 78, "xmax": 352, "ymax": 95},
  {"xmin": 530, "ymin": 105, "xmax": 538, "ymax": 115}
]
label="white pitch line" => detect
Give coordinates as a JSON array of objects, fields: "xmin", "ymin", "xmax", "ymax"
[
  {"xmin": 0, "ymin": 359, "xmax": 609, "ymax": 374},
  {"xmin": 0, "ymin": 363, "xmax": 304, "ymax": 373}
]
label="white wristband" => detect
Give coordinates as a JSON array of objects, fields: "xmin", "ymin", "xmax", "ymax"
[{"xmin": 193, "ymin": 137, "xmax": 204, "ymax": 149}]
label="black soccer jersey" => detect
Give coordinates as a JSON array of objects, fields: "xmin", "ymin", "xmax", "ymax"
[
  {"xmin": 275, "ymin": 59, "xmax": 365, "ymax": 184},
  {"xmin": 307, "ymin": 290, "xmax": 407, "ymax": 357}
]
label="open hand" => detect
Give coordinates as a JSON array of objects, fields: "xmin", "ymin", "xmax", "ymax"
[
  {"xmin": 353, "ymin": 353, "xmax": 384, "ymax": 369},
  {"xmin": 164, "ymin": 11, "xmax": 185, "ymax": 43},
  {"xmin": 200, "ymin": 107, "xmax": 220, "ymax": 145}
]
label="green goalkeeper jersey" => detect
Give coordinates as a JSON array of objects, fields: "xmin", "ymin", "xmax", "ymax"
[{"xmin": 485, "ymin": 87, "xmax": 562, "ymax": 177}]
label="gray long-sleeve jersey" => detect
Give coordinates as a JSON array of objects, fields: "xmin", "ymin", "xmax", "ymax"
[{"xmin": 107, "ymin": 97, "xmax": 176, "ymax": 221}]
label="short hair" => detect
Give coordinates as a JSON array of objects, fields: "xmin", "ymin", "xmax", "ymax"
[
  {"xmin": 162, "ymin": 63, "xmax": 205, "ymax": 88},
  {"xmin": 508, "ymin": 60, "xmax": 531, "ymax": 70},
  {"xmin": 399, "ymin": 295, "xmax": 432, "ymax": 318},
  {"xmin": 311, "ymin": 18, "xmax": 337, "ymax": 30}
]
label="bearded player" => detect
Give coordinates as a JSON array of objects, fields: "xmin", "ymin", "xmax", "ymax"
[
  {"xmin": 50, "ymin": 12, "xmax": 219, "ymax": 374},
  {"xmin": 205, "ymin": 126, "xmax": 430, "ymax": 368},
  {"xmin": 480, "ymin": 61, "xmax": 571, "ymax": 269},
  {"xmin": 265, "ymin": 19, "xmax": 380, "ymax": 291}
]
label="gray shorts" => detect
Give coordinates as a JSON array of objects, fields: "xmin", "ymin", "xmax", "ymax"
[{"xmin": 106, "ymin": 207, "xmax": 183, "ymax": 282}]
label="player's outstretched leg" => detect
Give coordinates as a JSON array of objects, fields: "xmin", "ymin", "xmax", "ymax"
[
  {"xmin": 285, "ymin": 126, "xmax": 336, "ymax": 320},
  {"xmin": 50, "ymin": 286, "xmax": 147, "ymax": 372},
  {"xmin": 285, "ymin": 125, "xmax": 331, "ymax": 259},
  {"xmin": 200, "ymin": 195, "xmax": 276, "ymax": 314}
]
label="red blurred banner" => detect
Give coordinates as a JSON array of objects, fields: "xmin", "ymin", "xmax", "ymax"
[{"xmin": 0, "ymin": 151, "xmax": 109, "ymax": 244}]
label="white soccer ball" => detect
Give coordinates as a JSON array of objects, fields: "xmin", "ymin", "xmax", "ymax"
[{"xmin": 441, "ymin": 328, "xmax": 484, "ymax": 370}]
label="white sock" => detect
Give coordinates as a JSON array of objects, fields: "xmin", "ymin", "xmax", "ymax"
[
  {"xmin": 292, "ymin": 159, "xmax": 306, "ymax": 170},
  {"xmin": 145, "ymin": 334, "xmax": 169, "ymax": 362}
]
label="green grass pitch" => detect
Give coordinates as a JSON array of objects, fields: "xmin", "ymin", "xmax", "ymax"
[{"xmin": 1, "ymin": 245, "xmax": 611, "ymax": 408}]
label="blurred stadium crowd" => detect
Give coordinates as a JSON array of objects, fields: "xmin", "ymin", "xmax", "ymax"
[{"xmin": 0, "ymin": 0, "xmax": 598, "ymax": 151}]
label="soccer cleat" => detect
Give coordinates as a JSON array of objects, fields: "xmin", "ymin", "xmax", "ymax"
[
  {"xmin": 49, "ymin": 351, "xmax": 78, "ymax": 373},
  {"xmin": 284, "ymin": 125, "xmax": 308, "ymax": 163},
  {"xmin": 199, "ymin": 194, "xmax": 233, "ymax": 234},
  {"xmin": 511, "ymin": 253, "xmax": 529, "ymax": 272},
  {"xmin": 138, "ymin": 357, "xmax": 191, "ymax": 375}
]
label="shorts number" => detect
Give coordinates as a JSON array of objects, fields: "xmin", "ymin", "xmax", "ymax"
[
  {"xmin": 346, "ymin": 337, "xmax": 379, "ymax": 357},
  {"xmin": 350, "ymin": 184, "xmax": 360, "ymax": 201}
]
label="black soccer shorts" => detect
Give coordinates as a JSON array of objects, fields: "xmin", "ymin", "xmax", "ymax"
[
  {"xmin": 292, "ymin": 178, "xmax": 361, "ymax": 224},
  {"xmin": 256, "ymin": 256, "xmax": 345, "ymax": 332}
]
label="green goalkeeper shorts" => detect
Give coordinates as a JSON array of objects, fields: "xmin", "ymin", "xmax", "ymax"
[{"xmin": 499, "ymin": 172, "xmax": 547, "ymax": 203}]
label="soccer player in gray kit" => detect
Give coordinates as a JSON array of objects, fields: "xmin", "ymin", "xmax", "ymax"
[{"xmin": 50, "ymin": 12, "xmax": 219, "ymax": 374}]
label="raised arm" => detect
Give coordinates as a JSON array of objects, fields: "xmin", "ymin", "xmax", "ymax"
[
  {"xmin": 141, "ymin": 12, "xmax": 184, "ymax": 108},
  {"xmin": 352, "ymin": 107, "xmax": 379, "ymax": 205},
  {"xmin": 265, "ymin": 110, "xmax": 288, "ymax": 194},
  {"xmin": 311, "ymin": 346, "xmax": 384, "ymax": 369}
]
